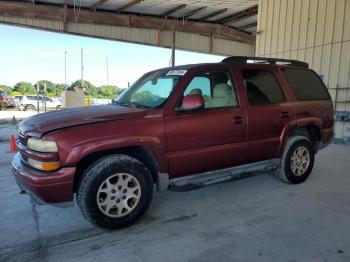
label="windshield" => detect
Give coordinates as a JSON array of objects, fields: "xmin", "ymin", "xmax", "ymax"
[{"xmin": 115, "ymin": 70, "xmax": 184, "ymax": 108}]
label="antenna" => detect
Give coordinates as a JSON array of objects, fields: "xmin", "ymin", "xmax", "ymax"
[{"xmin": 81, "ymin": 48, "xmax": 84, "ymax": 81}]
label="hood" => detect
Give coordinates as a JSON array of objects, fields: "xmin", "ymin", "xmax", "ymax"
[{"xmin": 19, "ymin": 105, "xmax": 147, "ymax": 137}]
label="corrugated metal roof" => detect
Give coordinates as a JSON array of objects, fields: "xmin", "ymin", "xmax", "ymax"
[{"xmin": 31, "ymin": 0, "xmax": 258, "ymax": 33}]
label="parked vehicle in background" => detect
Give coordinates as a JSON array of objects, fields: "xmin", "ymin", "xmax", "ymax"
[
  {"xmin": 0, "ymin": 91, "xmax": 16, "ymax": 110},
  {"xmin": 16, "ymin": 95, "xmax": 61, "ymax": 111},
  {"xmin": 12, "ymin": 56, "xmax": 334, "ymax": 230}
]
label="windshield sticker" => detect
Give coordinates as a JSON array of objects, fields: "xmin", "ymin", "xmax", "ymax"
[{"xmin": 166, "ymin": 70, "xmax": 187, "ymax": 76}]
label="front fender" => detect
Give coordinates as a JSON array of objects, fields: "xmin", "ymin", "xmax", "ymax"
[{"xmin": 64, "ymin": 136, "xmax": 167, "ymax": 171}]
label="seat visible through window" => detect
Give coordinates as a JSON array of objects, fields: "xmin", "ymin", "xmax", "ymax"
[{"xmin": 205, "ymin": 83, "xmax": 237, "ymax": 108}]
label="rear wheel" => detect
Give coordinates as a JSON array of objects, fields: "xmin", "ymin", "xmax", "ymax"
[
  {"xmin": 0, "ymin": 103, "xmax": 6, "ymax": 110},
  {"xmin": 24, "ymin": 104, "xmax": 35, "ymax": 111},
  {"xmin": 56, "ymin": 105, "xmax": 61, "ymax": 110},
  {"xmin": 276, "ymin": 136, "xmax": 315, "ymax": 184},
  {"xmin": 77, "ymin": 154, "xmax": 154, "ymax": 229}
]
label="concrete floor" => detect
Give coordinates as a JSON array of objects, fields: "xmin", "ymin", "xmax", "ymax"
[{"xmin": 0, "ymin": 140, "xmax": 349, "ymax": 262}]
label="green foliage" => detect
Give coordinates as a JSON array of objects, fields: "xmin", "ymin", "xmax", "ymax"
[
  {"xmin": 68, "ymin": 80, "xmax": 97, "ymax": 97},
  {"xmin": 131, "ymin": 90, "xmax": 154, "ymax": 103},
  {"xmin": 53, "ymin": 84, "xmax": 66, "ymax": 97},
  {"xmin": 9, "ymin": 91, "xmax": 21, "ymax": 96},
  {"xmin": 97, "ymin": 85, "xmax": 120, "ymax": 99},
  {"xmin": 13, "ymin": 82, "xmax": 36, "ymax": 95},
  {"xmin": 0, "ymin": 85, "xmax": 12, "ymax": 93},
  {"xmin": 35, "ymin": 80, "xmax": 55, "ymax": 95},
  {"xmin": 4, "ymin": 80, "xmax": 120, "ymax": 99}
]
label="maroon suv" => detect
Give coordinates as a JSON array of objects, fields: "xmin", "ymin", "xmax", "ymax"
[{"xmin": 12, "ymin": 57, "xmax": 334, "ymax": 229}]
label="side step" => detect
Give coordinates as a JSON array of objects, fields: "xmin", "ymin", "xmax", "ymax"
[{"xmin": 168, "ymin": 159, "xmax": 280, "ymax": 191}]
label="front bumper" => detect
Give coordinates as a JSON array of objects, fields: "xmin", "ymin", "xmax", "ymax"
[{"xmin": 11, "ymin": 153, "xmax": 75, "ymax": 206}]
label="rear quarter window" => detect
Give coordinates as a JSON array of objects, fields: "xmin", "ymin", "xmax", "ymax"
[{"xmin": 282, "ymin": 68, "xmax": 331, "ymax": 100}]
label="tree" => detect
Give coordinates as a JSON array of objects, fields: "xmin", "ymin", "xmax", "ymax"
[
  {"xmin": 68, "ymin": 80, "xmax": 97, "ymax": 97},
  {"xmin": 13, "ymin": 82, "xmax": 36, "ymax": 95},
  {"xmin": 97, "ymin": 85, "xmax": 120, "ymax": 99},
  {"xmin": 35, "ymin": 80, "xmax": 56, "ymax": 95},
  {"xmin": 53, "ymin": 84, "xmax": 66, "ymax": 97},
  {"xmin": 0, "ymin": 85, "xmax": 12, "ymax": 94}
]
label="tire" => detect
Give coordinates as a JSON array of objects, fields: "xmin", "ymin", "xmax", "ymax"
[
  {"xmin": 77, "ymin": 154, "xmax": 154, "ymax": 230},
  {"xmin": 56, "ymin": 105, "xmax": 61, "ymax": 110},
  {"xmin": 0, "ymin": 103, "xmax": 6, "ymax": 110},
  {"xmin": 276, "ymin": 136, "xmax": 315, "ymax": 184},
  {"xmin": 24, "ymin": 104, "xmax": 35, "ymax": 111}
]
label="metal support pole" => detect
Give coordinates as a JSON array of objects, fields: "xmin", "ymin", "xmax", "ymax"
[
  {"xmin": 106, "ymin": 56, "xmax": 109, "ymax": 86},
  {"xmin": 334, "ymin": 84, "xmax": 339, "ymax": 112},
  {"xmin": 44, "ymin": 81, "xmax": 47, "ymax": 112},
  {"xmin": 171, "ymin": 30, "xmax": 176, "ymax": 67},
  {"xmin": 64, "ymin": 50, "xmax": 67, "ymax": 89},
  {"xmin": 81, "ymin": 48, "xmax": 84, "ymax": 81},
  {"xmin": 36, "ymin": 83, "xmax": 39, "ymax": 114}
]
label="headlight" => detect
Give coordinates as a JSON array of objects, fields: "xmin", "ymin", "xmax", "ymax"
[
  {"xmin": 28, "ymin": 158, "xmax": 60, "ymax": 171},
  {"xmin": 27, "ymin": 138, "xmax": 58, "ymax": 153}
]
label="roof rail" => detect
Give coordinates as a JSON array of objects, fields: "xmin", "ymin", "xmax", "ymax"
[{"xmin": 221, "ymin": 56, "xmax": 309, "ymax": 68}]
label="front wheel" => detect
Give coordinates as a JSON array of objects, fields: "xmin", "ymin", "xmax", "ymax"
[
  {"xmin": 24, "ymin": 104, "xmax": 35, "ymax": 111},
  {"xmin": 77, "ymin": 154, "xmax": 154, "ymax": 230},
  {"xmin": 276, "ymin": 136, "xmax": 315, "ymax": 184}
]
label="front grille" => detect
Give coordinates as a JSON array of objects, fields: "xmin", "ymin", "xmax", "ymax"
[{"xmin": 18, "ymin": 131, "xmax": 28, "ymax": 146}]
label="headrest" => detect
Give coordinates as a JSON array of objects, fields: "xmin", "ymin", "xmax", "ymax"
[
  {"xmin": 213, "ymin": 83, "xmax": 231, "ymax": 98},
  {"xmin": 189, "ymin": 88, "xmax": 203, "ymax": 96}
]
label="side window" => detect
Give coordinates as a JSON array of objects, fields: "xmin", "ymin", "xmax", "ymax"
[
  {"xmin": 183, "ymin": 71, "xmax": 238, "ymax": 109},
  {"xmin": 242, "ymin": 70, "xmax": 285, "ymax": 106},
  {"xmin": 184, "ymin": 77, "xmax": 211, "ymax": 101},
  {"xmin": 282, "ymin": 68, "xmax": 331, "ymax": 100}
]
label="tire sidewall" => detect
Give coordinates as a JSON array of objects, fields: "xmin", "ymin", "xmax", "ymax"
[
  {"xmin": 282, "ymin": 138, "xmax": 315, "ymax": 184},
  {"xmin": 25, "ymin": 104, "xmax": 35, "ymax": 111},
  {"xmin": 78, "ymin": 155, "xmax": 153, "ymax": 229}
]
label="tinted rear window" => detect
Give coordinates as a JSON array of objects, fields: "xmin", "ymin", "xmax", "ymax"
[
  {"xmin": 242, "ymin": 70, "xmax": 285, "ymax": 106},
  {"xmin": 282, "ymin": 68, "xmax": 330, "ymax": 100}
]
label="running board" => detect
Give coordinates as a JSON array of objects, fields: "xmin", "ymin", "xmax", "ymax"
[{"xmin": 168, "ymin": 159, "xmax": 280, "ymax": 191}]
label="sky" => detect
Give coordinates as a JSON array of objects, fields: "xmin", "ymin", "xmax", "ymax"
[{"xmin": 0, "ymin": 24, "xmax": 224, "ymax": 89}]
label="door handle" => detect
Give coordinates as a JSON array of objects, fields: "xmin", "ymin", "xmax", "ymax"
[
  {"xmin": 232, "ymin": 116, "xmax": 243, "ymax": 124},
  {"xmin": 280, "ymin": 111, "xmax": 290, "ymax": 118}
]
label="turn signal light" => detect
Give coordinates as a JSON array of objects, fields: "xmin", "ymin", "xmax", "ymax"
[{"xmin": 28, "ymin": 158, "xmax": 60, "ymax": 171}]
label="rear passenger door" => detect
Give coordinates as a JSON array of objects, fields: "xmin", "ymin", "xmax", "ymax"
[{"xmin": 239, "ymin": 68, "xmax": 295, "ymax": 162}]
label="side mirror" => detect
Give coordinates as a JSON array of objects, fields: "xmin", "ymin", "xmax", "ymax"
[{"xmin": 177, "ymin": 94, "xmax": 204, "ymax": 111}]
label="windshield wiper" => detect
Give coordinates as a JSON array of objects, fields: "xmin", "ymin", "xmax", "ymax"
[
  {"xmin": 114, "ymin": 101, "xmax": 151, "ymax": 109},
  {"xmin": 129, "ymin": 102, "xmax": 152, "ymax": 109},
  {"xmin": 114, "ymin": 101, "xmax": 135, "ymax": 108}
]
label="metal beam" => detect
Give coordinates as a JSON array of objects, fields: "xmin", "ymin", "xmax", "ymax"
[
  {"xmin": 115, "ymin": 0, "xmax": 142, "ymax": 14},
  {"xmin": 0, "ymin": 1, "xmax": 255, "ymax": 44},
  {"xmin": 216, "ymin": 5, "xmax": 258, "ymax": 25},
  {"xmin": 162, "ymin": 4, "xmax": 186, "ymax": 17},
  {"xmin": 238, "ymin": 22, "xmax": 257, "ymax": 31},
  {"xmin": 90, "ymin": 0, "xmax": 109, "ymax": 10},
  {"xmin": 200, "ymin": 8, "xmax": 228, "ymax": 21},
  {"xmin": 183, "ymin": 6, "xmax": 207, "ymax": 19}
]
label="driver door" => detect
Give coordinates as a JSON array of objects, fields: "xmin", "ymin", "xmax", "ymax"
[{"xmin": 164, "ymin": 70, "xmax": 247, "ymax": 177}]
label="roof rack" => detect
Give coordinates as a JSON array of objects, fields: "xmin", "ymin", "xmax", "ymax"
[{"xmin": 221, "ymin": 56, "xmax": 309, "ymax": 68}]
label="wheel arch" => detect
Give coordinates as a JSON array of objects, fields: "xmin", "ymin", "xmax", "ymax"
[
  {"xmin": 73, "ymin": 146, "xmax": 159, "ymax": 193},
  {"xmin": 279, "ymin": 122, "xmax": 322, "ymax": 156}
]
